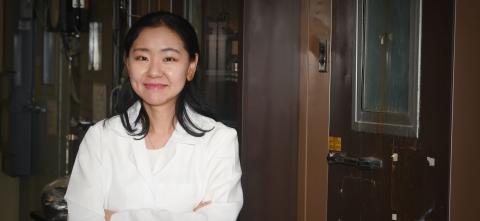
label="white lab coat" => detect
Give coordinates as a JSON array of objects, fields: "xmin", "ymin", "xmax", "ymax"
[{"xmin": 65, "ymin": 102, "xmax": 243, "ymax": 221}]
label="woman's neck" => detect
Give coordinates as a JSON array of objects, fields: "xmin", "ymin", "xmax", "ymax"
[{"xmin": 143, "ymin": 102, "xmax": 176, "ymax": 149}]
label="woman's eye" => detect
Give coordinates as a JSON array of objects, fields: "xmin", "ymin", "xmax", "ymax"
[
  {"xmin": 163, "ymin": 57, "xmax": 177, "ymax": 62},
  {"xmin": 134, "ymin": 56, "xmax": 148, "ymax": 61}
]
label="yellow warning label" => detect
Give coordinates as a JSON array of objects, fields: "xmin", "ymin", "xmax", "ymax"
[{"xmin": 328, "ymin": 136, "xmax": 342, "ymax": 152}]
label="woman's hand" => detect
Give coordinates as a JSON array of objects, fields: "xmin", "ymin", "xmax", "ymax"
[
  {"xmin": 103, "ymin": 202, "xmax": 209, "ymax": 220},
  {"xmin": 193, "ymin": 201, "xmax": 211, "ymax": 212},
  {"xmin": 104, "ymin": 209, "xmax": 114, "ymax": 221}
]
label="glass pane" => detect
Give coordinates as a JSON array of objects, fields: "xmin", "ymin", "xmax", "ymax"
[
  {"xmin": 362, "ymin": 0, "xmax": 411, "ymax": 113},
  {"xmin": 189, "ymin": 0, "xmax": 241, "ymax": 128},
  {"xmin": 131, "ymin": 0, "xmax": 172, "ymax": 22}
]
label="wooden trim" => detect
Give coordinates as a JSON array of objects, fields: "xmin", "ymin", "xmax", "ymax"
[
  {"xmin": 298, "ymin": 0, "xmax": 309, "ymax": 219},
  {"xmin": 298, "ymin": 0, "xmax": 330, "ymax": 220}
]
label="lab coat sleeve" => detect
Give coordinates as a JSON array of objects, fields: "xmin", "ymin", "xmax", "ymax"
[
  {"xmin": 197, "ymin": 127, "xmax": 243, "ymax": 219},
  {"xmin": 65, "ymin": 123, "xmax": 109, "ymax": 221},
  {"xmin": 110, "ymin": 127, "xmax": 243, "ymax": 221}
]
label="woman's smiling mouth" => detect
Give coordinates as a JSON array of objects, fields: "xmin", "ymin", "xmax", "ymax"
[{"xmin": 144, "ymin": 83, "xmax": 167, "ymax": 90}]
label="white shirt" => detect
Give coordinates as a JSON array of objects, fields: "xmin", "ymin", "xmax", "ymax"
[
  {"xmin": 146, "ymin": 146, "xmax": 171, "ymax": 172},
  {"xmin": 65, "ymin": 102, "xmax": 243, "ymax": 221}
]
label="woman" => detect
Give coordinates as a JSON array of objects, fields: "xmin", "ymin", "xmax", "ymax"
[{"xmin": 65, "ymin": 11, "xmax": 243, "ymax": 221}]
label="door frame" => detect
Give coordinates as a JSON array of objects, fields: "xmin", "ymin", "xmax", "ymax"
[{"xmin": 297, "ymin": 0, "xmax": 331, "ymax": 220}]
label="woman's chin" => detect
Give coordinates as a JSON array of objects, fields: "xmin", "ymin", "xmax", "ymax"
[{"xmin": 141, "ymin": 97, "xmax": 177, "ymax": 108}]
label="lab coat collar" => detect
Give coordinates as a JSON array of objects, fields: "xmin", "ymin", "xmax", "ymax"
[
  {"xmin": 111, "ymin": 101, "xmax": 215, "ymax": 145},
  {"xmin": 119, "ymin": 101, "xmax": 214, "ymax": 181}
]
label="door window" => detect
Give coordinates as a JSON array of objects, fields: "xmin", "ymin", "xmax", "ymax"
[{"xmin": 353, "ymin": 0, "xmax": 422, "ymax": 137}]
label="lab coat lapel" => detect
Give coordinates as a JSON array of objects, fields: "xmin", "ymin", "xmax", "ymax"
[
  {"xmin": 130, "ymin": 138, "xmax": 153, "ymax": 181},
  {"xmin": 170, "ymin": 119, "xmax": 205, "ymax": 145},
  {"xmin": 150, "ymin": 123, "xmax": 199, "ymax": 175}
]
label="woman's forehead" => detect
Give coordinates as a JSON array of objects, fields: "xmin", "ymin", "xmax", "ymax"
[{"xmin": 135, "ymin": 26, "xmax": 183, "ymax": 45}]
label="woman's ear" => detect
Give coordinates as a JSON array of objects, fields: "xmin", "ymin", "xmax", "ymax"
[
  {"xmin": 123, "ymin": 56, "xmax": 131, "ymax": 79},
  {"xmin": 123, "ymin": 55, "xmax": 129, "ymax": 69},
  {"xmin": 187, "ymin": 54, "xmax": 199, "ymax": 81}
]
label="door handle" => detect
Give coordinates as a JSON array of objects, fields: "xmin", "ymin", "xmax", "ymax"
[
  {"xmin": 318, "ymin": 40, "xmax": 328, "ymax": 72},
  {"xmin": 327, "ymin": 152, "xmax": 383, "ymax": 170}
]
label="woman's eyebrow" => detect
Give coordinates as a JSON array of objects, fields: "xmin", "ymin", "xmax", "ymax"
[
  {"xmin": 131, "ymin": 47, "xmax": 181, "ymax": 54},
  {"xmin": 160, "ymin": 47, "xmax": 181, "ymax": 54},
  {"xmin": 131, "ymin": 48, "xmax": 150, "ymax": 52}
]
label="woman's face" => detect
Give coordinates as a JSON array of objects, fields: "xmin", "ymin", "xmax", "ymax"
[{"xmin": 126, "ymin": 26, "xmax": 197, "ymax": 108}]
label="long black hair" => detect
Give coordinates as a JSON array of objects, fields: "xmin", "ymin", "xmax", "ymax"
[{"xmin": 113, "ymin": 11, "xmax": 215, "ymax": 138}]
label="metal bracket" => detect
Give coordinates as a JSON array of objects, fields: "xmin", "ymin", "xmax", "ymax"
[{"xmin": 327, "ymin": 152, "xmax": 383, "ymax": 170}]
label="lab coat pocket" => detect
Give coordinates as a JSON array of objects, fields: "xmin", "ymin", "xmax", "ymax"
[{"xmin": 154, "ymin": 183, "xmax": 197, "ymax": 213}]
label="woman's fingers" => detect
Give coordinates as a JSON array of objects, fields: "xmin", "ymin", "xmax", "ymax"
[
  {"xmin": 193, "ymin": 201, "xmax": 211, "ymax": 212},
  {"xmin": 104, "ymin": 209, "xmax": 114, "ymax": 221}
]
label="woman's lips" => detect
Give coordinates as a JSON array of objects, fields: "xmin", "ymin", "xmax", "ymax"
[{"xmin": 144, "ymin": 83, "xmax": 167, "ymax": 90}]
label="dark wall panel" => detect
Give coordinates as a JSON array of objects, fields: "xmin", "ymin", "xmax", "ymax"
[
  {"xmin": 450, "ymin": 0, "xmax": 480, "ymax": 220},
  {"xmin": 242, "ymin": 0, "xmax": 300, "ymax": 220}
]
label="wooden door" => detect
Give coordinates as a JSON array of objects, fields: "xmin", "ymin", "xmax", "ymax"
[{"xmin": 327, "ymin": 0, "xmax": 454, "ymax": 220}]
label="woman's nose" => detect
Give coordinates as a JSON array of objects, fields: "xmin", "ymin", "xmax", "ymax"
[{"xmin": 147, "ymin": 58, "xmax": 164, "ymax": 77}]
